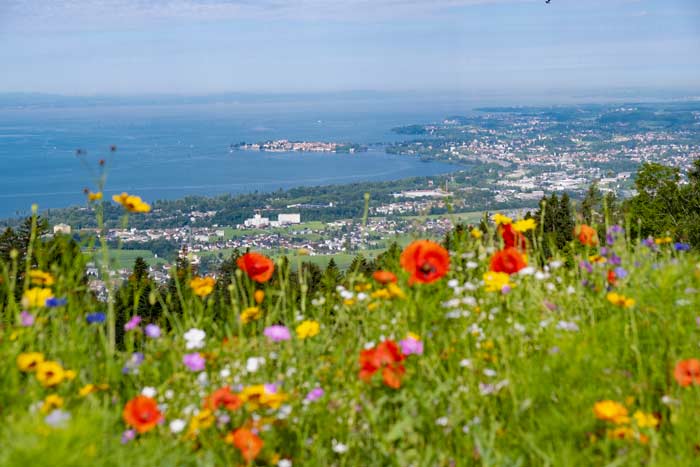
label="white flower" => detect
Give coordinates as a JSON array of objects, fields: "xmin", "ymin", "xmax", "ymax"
[
  {"xmin": 513, "ymin": 323, "xmax": 526, "ymax": 333},
  {"xmin": 461, "ymin": 296, "xmax": 477, "ymax": 306},
  {"xmin": 534, "ymin": 271, "xmax": 548, "ymax": 281},
  {"xmin": 459, "ymin": 359, "xmax": 472, "ymax": 368},
  {"xmin": 278, "ymin": 460, "xmax": 293, "ymax": 467},
  {"xmin": 170, "ymin": 419, "xmax": 186, "ymax": 434},
  {"xmin": 566, "ymin": 285, "xmax": 576, "ymax": 295},
  {"xmin": 339, "ymin": 290, "xmax": 354, "ymax": 300},
  {"xmin": 549, "ymin": 260, "xmax": 562, "ymax": 269},
  {"xmin": 442, "ymin": 298, "xmax": 461, "ymax": 308},
  {"xmin": 518, "ymin": 266, "xmax": 535, "ymax": 276},
  {"xmin": 556, "ymin": 320, "xmax": 579, "ymax": 332},
  {"xmin": 197, "ymin": 372, "xmax": 209, "ymax": 386},
  {"xmin": 356, "ymin": 292, "xmax": 368, "ymax": 301},
  {"xmin": 277, "ymin": 404, "xmax": 293, "ymax": 420},
  {"xmin": 364, "ymin": 341, "xmax": 375, "ymax": 349},
  {"xmin": 545, "ymin": 283, "xmax": 556, "ymax": 292},
  {"xmin": 141, "ymin": 386, "xmax": 157, "ymax": 398},
  {"xmin": 164, "ymin": 389, "xmax": 174, "ymax": 400},
  {"xmin": 220, "ymin": 367, "xmax": 231, "ymax": 378},
  {"xmin": 445, "ymin": 310, "xmax": 462, "ymax": 319},
  {"xmin": 246, "ymin": 357, "xmax": 265, "ymax": 373},
  {"xmin": 447, "ymin": 279, "xmax": 459, "ymax": 288},
  {"xmin": 483, "ymin": 368, "xmax": 497, "ymax": 377},
  {"xmin": 466, "ymin": 261, "xmax": 479, "ymax": 270},
  {"xmin": 332, "ymin": 439, "xmax": 349, "ymax": 454},
  {"xmin": 184, "ymin": 328, "xmax": 206, "ymax": 350},
  {"xmin": 435, "ymin": 416, "xmax": 449, "ymax": 426}
]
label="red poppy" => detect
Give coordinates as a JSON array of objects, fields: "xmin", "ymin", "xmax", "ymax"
[
  {"xmin": 122, "ymin": 395, "xmax": 163, "ymax": 433},
  {"xmin": 237, "ymin": 252, "xmax": 275, "ymax": 283},
  {"xmin": 372, "ymin": 270, "xmax": 397, "ymax": 284},
  {"xmin": 674, "ymin": 359, "xmax": 700, "ymax": 387},
  {"xmin": 232, "ymin": 428, "xmax": 263, "ymax": 463},
  {"xmin": 607, "ymin": 269, "xmax": 617, "ymax": 286},
  {"xmin": 499, "ymin": 223, "xmax": 527, "ymax": 250},
  {"xmin": 489, "ymin": 247, "xmax": 527, "ymax": 275},
  {"xmin": 399, "ymin": 240, "xmax": 450, "ymax": 285},
  {"xmin": 205, "ymin": 386, "xmax": 243, "ymax": 412},
  {"xmin": 576, "ymin": 225, "xmax": 598, "ymax": 247},
  {"xmin": 359, "ymin": 340, "xmax": 406, "ymax": 389}
]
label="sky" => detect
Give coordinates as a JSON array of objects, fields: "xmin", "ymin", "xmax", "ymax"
[{"xmin": 0, "ymin": 0, "xmax": 699, "ymax": 96}]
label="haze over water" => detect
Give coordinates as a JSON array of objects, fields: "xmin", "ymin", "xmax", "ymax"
[{"xmin": 0, "ymin": 97, "xmax": 462, "ymax": 218}]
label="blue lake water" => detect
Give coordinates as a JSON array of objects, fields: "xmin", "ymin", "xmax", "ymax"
[{"xmin": 0, "ymin": 100, "xmax": 460, "ymax": 218}]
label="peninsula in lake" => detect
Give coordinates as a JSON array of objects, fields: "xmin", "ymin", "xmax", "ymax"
[{"xmin": 231, "ymin": 139, "xmax": 368, "ymax": 153}]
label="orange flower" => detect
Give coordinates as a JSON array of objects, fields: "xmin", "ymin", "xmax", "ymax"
[
  {"xmin": 489, "ymin": 247, "xmax": 527, "ymax": 275},
  {"xmin": 359, "ymin": 340, "xmax": 406, "ymax": 389},
  {"xmin": 674, "ymin": 359, "xmax": 700, "ymax": 387},
  {"xmin": 254, "ymin": 290, "xmax": 265, "ymax": 304},
  {"xmin": 122, "ymin": 395, "xmax": 163, "ymax": 433},
  {"xmin": 205, "ymin": 386, "xmax": 243, "ymax": 412},
  {"xmin": 607, "ymin": 269, "xmax": 617, "ymax": 286},
  {"xmin": 231, "ymin": 428, "xmax": 263, "ymax": 463},
  {"xmin": 576, "ymin": 225, "xmax": 598, "ymax": 247},
  {"xmin": 237, "ymin": 252, "xmax": 275, "ymax": 283},
  {"xmin": 372, "ymin": 270, "xmax": 397, "ymax": 284},
  {"xmin": 399, "ymin": 240, "xmax": 450, "ymax": 285}
]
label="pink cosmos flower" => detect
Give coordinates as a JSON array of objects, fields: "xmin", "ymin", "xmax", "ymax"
[
  {"xmin": 263, "ymin": 325, "xmax": 291, "ymax": 342},
  {"xmin": 183, "ymin": 352, "xmax": 206, "ymax": 372},
  {"xmin": 399, "ymin": 336, "xmax": 424, "ymax": 356},
  {"xmin": 124, "ymin": 315, "xmax": 142, "ymax": 331}
]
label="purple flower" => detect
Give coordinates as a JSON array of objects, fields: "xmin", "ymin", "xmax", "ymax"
[
  {"xmin": 609, "ymin": 253, "xmax": 622, "ymax": 266},
  {"xmin": 305, "ymin": 387, "xmax": 325, "ymax": 402},
  {"xmin": 610, "ymin": 225, "xmax": 624, "ymax": 234},
  {"xmin": 124, "ymin": 315, "xmax": 142, "ymax": 331},
  {"xmin": 264, "ymin": 383, "xmax": 278, "ymax": 394},
  {"xmin": 45, "ymin": 297, "xmax": 67, "ymax": 307},
  {"xmin": 263, "ymin": 325, "xmax": 291, "ymax": 342},
  {"xmin": 600, "ymin": 247, "xmax": 608, "ymax": 256},
  {"xmin": 183, "ymin": 352, "xmax": 205, "ymax": 372},
  {"xmin": 86, "ymin": 312, "xmax": 106, "ymax": 324},
  {"xmin": 20, "ymin": 311, "xmax": 35, "ymax": 326},
  {"xmin": 145, "ymin": 324, "xmax": 161, "ymax": 338},
  {"xmin": 399, "ymin": 337, "xmax": 424, "ymax": 356},
  {"xmin": 121, "ymin": 429, "xmax": 136, "ymax": 444},
  {"xmin": 614, "ymin": 267, "xmax": 628, "ymax": 279},
  {"xmin": 122, "ymin": 352, "xmax": 145, "ymax": 374},
  {"xmin": 643, "ymin": 237, "xmax": 656, "ymax": 249},
  {"xmin": 579, "ymin": 261, "xmax": 593, "ymax": 273},
  {"xmin": 501, "ymin": 285, "xmax": 511, "ymax": 295}
]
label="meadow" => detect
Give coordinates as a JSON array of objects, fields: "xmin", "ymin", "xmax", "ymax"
[{"xmin": 1, "ymin": 197, "xmax": 700, "ymax": 467}]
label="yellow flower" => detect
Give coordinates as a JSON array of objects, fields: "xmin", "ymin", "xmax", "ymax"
[
  {"xmin": 64, "ymin": 369, "xmax": 77, "ymax": 380},
  {"xmin": 36, "ymin": 361, "xmax": 65, "ymax": 387},
  {"xmin": 512, "ymin": 218, "xmax": 536, "ymax": 233},
  {"xmin": 87, "ymin": 191, "xmax": 103, "ymax": 201},
  {"xmin": 407, "ymin": 332, "xmax": 420, "ymax": 341},
  {"xmin": 22, "ymin": 287, "xmax": 53, "ymax": 308},
  {"xmin": 589, "ymin": 255, "xmax": 607, "ymax": 264},
  {"xmin": 607, "ymin": 426, "xmax": 634, "ymax": 441},
  {"xmin": 29, "ymin": 270, "xmax": 55, "ymax": 287},
  {"xmin": 240, "ymin": 306, "xmax": 262, "ymax": 324},
  {"xmin": 483, "ymin": 271, "xmax": 511, "ymax": 293},
  {"xmin": 470, "ymin": 227, "xmax": 483, "ymax": 239},
  {"xmin": 343, "ymin": 298, "xmax": 356, "ymax": 306},
  {"xmin": 16, "ymin": 352, "xmax": 45, "ymax": 372},
  {"xmin": 387, "ymin": 283, "xmax": 406, "ymax": 299},
  {"xmin": 296, "ymin": 320, "xmax": 320, "ymax": 339},
  {"xmin": 633, "ymin": 410, "xmax": 659, "ymax": 428},
  {"xmin": 79, "ymin": 383, "xmax": 110, "ymax": 397},
  {"xmin": 40, "ymin": 394, "xmax": 64, "ymax": 414},
  {"xmin": 112, "ymin": 192, "xmax": 151, "ymax": 213},
  {"xmin": 367, "ymin": 302, "xmax": 380, "ymax": 311},
  {"xmin": 371, "ymin": 288, "xmax": 391, "ymax": 300},
  {"xmin": 240, "ymin": 385, "xmax": 288, "ymax": 410},
  {"xmin": 190, "ymin": 276, "xmax": 215, "ymax": 297},
  {"xmin": 654, "ymin": 236, "xmax": 672, "ymax": 245},
  {"xmin": 187, "ymin": 409, "xmax": 215, "ymax": 439},
  {"xmin": 492, "ymin": 213, "xmax": 512, "ymax": 225},
  {"xmin": 354, "ymin": 283, "xmax": 372, "ymax": 292},
  {"xmin": 606, "ymin": 292, "xmax": 635, "ymax": 308},
  {"xmin": 593, "ymin": 400, "xmax": 630, "ymax": 424}
]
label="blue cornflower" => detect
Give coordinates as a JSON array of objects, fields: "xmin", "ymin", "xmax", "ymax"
[
  {"xmin": 86, "ymin": 312, "xmax": 106, "ymax": 324},
  {"xmin": 45, "ymin": 297, "xmax": 67, "ymax": 307},
  {"xmin": 674, "ymin": 242, "xmax": 691, "ymax": 252}
]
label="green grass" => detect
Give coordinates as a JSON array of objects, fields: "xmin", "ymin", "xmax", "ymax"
[{"xmin": 4, "ymin": 216, "xmax": 700, "ymax": 466}]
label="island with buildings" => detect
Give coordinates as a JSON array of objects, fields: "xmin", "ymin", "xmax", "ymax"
[{"xmin": 231, "ymin": 140, "xmax": 367, "ymax": 153}]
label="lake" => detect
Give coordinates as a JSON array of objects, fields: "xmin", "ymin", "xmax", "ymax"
[{"xmin": 0, "ymin": 99, "xmax": 460, "ymax": 218}]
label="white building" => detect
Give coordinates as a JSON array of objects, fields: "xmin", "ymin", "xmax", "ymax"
[
  {"xmin": 244, "ymin": 213, "xmax": 270, "ymax": 228},
  {"xmin": 278, "ymin": 213, "xmax": 301, "ymax": 225},
  {"xmin": 53, "ymin": 223, "xmax": 72, "ymax": 235}
]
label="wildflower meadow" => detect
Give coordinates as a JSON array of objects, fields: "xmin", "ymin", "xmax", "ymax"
[{"xmin": 1, "ymin": 190, "xmax": 700, "ymax": 466}]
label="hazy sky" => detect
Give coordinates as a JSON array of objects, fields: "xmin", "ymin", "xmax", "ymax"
[{"xmin": 1, "ymin": 0, "xmax": 699, "ymax": 95}]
